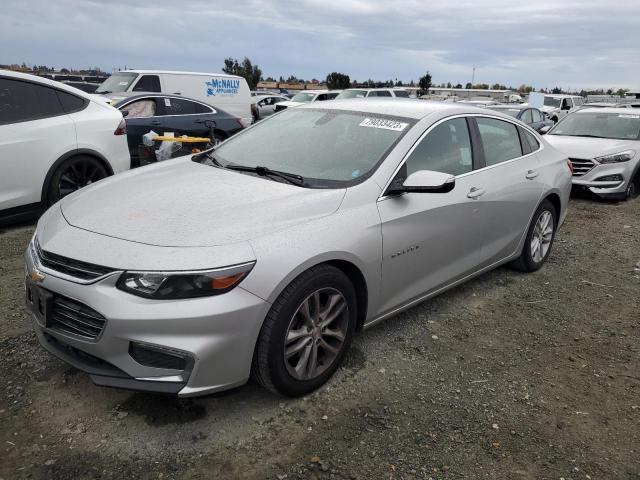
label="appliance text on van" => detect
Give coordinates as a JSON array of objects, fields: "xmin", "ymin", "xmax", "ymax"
[{"xmin": 206, "ymin": 78, "xmax": 240, "ymax": 96}]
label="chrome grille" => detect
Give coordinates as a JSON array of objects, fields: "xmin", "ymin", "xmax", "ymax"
[
  {"xmin": 35, "ymin": 239, "xmax": 116, "ymax": 281},
  {"xmin": 570, "ymin": 158, "xmax": 595, "ymax": 177},
  {"xmin": 50, "ymin": 295, "xmax": 106, "ymax": 340}
]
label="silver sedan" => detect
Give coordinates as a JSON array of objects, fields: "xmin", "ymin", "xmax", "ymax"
[{"xmin": 25, "ymin": 99, "xmax": 572, "ymax": 397}]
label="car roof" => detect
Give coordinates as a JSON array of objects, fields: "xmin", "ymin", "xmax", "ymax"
[
  {"xmin": 543, "ymin": 94, "xmax": 582, "ymax": 98},
  {"xmin": 487, "ymin": 104, "xmax": 527, "ymax": 110},
  {"xmin": 298, "ymin": 98, "xmax": 489, "ymax": 120},
  {"xmin": 252, "ymin": 94, "xmax": 287, "ymax": 101},
  {"xmin": 575, "ymin": 107, "xmax": 640, "ymax": 114},
  {"xmin": 119, "ymin": 70, "xmax": 243, "ymax": 79},
  {"xmin": 0, "ymin": 69, "xmax": 102, "ymax": 102}
]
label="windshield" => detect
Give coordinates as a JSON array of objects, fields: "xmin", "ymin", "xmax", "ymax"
[
  {"xmin": 549, "ymin": 112, "xmax": 640, "ymax": 140},
  {"xmin": 95, "ymin": 73, "xmax": 138, "ymax": 93},
  {"xmin": 205, "ymin": 108, "xmax": 413, "ymax": 187},
  {"xmin": 487, "ymin": 107, "xmax": 520, "ymax": 118},
  {"xmin": 336, "ymin": 90, "xmax": 367, "ymax": 99},
  {"xmin": 291, "ymin": 92, "xmax": 316, "ymax": 103},
  {"xmin": 544, "ymin": 97, "xmax": 562, "ymax": 108}
]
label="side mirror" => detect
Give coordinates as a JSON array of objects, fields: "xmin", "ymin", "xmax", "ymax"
[
  {"xmin": 539, "ymin": 125, "xmax": 551, "ymax": 134},
  {"xmin": 121, "ymin": 109, "xmax": 129, "ymax": 118},
  {"xmin": 561, "ymin": 104, "xmax": 571, "ymax": 111},
  {"xmin": 388, "ymin": 170, "xmax": 455, "ymax": 195}
]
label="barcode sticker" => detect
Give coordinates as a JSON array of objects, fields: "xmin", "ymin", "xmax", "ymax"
[{"xmin": 360, "ymin": 118, "xmax": 408, "ymax": 131}]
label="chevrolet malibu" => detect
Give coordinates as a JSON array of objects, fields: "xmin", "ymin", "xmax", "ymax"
[
  {"xmin": 25, "ymin": 100, "xmax": 572, "ymax": 397},
  {"xmin": 544, "ymin": 108, "xmax": 640, "ymax": 200}
]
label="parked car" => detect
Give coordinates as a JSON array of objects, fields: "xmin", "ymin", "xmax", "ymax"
[
  {"xmin": 113, "ymin": 94, "xmax": 245, "ymax": 167},
  {"xmin": 457, "ymin": 99, "xmax": 503, "ymax": 107},
  {"xmin": 25, "ymin": 100, "xmax": 571, "ymax": 397},
  {"xmin": 274, "ymin": 90, "xmax": 341, "ymax": 112},
  {"xmin": 336, "ymin": 88, "xmax": 410, "ymax": 99},
  {"xmin": 539, "ymin": 94, "xmax": 584, "ymax": 122},
  {"xmin": 485, "ymin": 105, "xmax": 554, "ymax": 133},
  {"xmin": 95, "ymin": 70, "xmax": 252, "ymax": 127},
  {"xmin": 0, "ymin": 70, "xmax": 130, "ymax": 225},
  {"xmin": 545, "ymin": 108, "xmax": 640, "ymax": 200},
  {"xmin": 251, "ymin": 94, "xmax": 289, "ymax": 121}
]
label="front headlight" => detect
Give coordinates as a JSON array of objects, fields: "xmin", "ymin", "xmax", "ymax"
[
  {"xmin": 595, "ymin": 150, "xmax": 635, "ymax": 164},
  {"xmin": 116, "ymin": 262, "xmax": 255, "ymax": 299}
]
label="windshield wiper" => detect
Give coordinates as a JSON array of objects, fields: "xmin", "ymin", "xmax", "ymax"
[
  {"xmin": 226, "ymin": 165, "xmax": 305, "ymax": 186},
  {"xmin": 192, "ymin": 149, "xmax": 223, "ymax": 167}
]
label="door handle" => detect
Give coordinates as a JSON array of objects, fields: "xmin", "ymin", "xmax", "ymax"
[
  {"xmin": 526, "ymin": 170, "xmax": 539, "ymax": 180},
  {"xmin": 150, "ymin": 120, "xmax": 162, "ymax": 126},
  {"xmin": 467, "ymin": 187, "xmax": 485, "ymax": 199}
]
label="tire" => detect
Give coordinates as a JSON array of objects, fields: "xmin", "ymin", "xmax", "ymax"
[
  {"xmin": 252, "ymin": 264, "xmax": 357, "ymax": 397},
  {"xmin": 626, "ymin": 176, "xmax": 639, "ymax": 200},
  {"xmin": 511, "ymin": 199, "xmax": 557, "ymax": 273},
  {"xmin": 47, "ymin": 155, "xmax": 108, "ymax": 206}
]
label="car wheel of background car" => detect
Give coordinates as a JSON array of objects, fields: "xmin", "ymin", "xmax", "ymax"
[
  {"xmin": 252, "ymin": 264, "xmax": 357, "ymax": 397},
  {"xmin": 626, "ymin": 176, "xmax": 639, "ymax": 200},
  {"xmin": 47, "ymin": 155, "xmax": 109, "ymax": 206},
  {"xmin": 511, "ymin": 199, "xmax": 557, "ymax": 273}
]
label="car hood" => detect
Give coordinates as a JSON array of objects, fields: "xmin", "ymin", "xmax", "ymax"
[
  {"xmin": 277, "ymin": 101, "xmax": 304, "ymax": 108},
  {"xmin": 60, "ymin": 158, "xmax": 346, "ymax": 247},
  {"xmin": 544, "ymin": 135, "xmax": 638, "ymax": 159}
]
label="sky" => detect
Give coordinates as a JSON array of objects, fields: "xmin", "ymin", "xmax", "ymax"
[{"xmin": 1, "ymin": 0, "xmax": 639, "ymax": 91}]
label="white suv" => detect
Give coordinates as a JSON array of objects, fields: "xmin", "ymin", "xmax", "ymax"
[{"xmin": 0, "ymin": 70, "xmax": 131, "ymax": 225}]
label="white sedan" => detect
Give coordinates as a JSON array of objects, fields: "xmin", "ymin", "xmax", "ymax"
[{"xmin": 0, "ymin": 70, "xmax": 131, "ymax": 225}]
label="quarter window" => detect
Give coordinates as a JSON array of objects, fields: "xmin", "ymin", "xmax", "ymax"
[
  {"xmin": 523, "ymin": 130, "xmax": 541, "ymax": 152},
  {"xmin": 57, "ymin": 90, "xmax": 87, "ymax": 113},
  {"xmin": 405, "ymin": 118, "xmax": 473, "ymax": 176},
  {"xmin": 476, "ymin": 117, "xmax": 522, "ymax": 165},
  {"xmin": 132, "ymin": 75, "xmax": 161, "ymax": 92}
]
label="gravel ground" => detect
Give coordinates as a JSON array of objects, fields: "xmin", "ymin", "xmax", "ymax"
[{"xmin": 1, "ymin": 197, "xmax": 639, "ymax": 480}]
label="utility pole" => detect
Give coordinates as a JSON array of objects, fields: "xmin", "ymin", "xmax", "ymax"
[{"xmin": 471, "ymin": 67, "xmax": 476, "ymax": 86}]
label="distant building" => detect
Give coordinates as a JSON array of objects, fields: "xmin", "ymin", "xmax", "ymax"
[
  {"xmin": 257, "ymin": 81, "xmax": 328, "ymax": 92},
  {"xmin": 427, "ymin": 87, "xmax": 515, "ymax": 101}
]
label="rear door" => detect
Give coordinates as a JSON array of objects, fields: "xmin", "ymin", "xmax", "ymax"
[
  {"xmin": 470, "ymin": 116, "xmax": 544, "ymax": 267},
  {"xmin": 159, "ymin": 97, "xmax": 214, "ymax": 137},
  {"xmin": 119, "ymin": 97, "xmax": 163, "ymax": 166},
  {"xmin": 377, "ymin": 116, "xmax": 486, "ymax": 315},
  {"xmin": 0, "ymin": 77, "xmax": 76, "ymax": 211}
]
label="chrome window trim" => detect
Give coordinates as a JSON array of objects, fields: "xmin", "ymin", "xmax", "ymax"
[
  {"xmin": 119, "ymin": 95, "xmax": 216, "ymax": 119},
  {"xmin": 377, "ymin": 113, "xmax": 544, "ymax": 202}
]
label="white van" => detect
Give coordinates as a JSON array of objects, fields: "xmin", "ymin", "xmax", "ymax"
[{"xmin": 95, "ymin": 70, "xmax": 252, "ymax": 126}]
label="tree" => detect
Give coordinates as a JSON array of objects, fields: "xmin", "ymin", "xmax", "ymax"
[
  {"xmin": 454, "ymin": 83, "xmax": 462, "ymax": 89},
  {"xmin": 446, "ymin": 82, "xmax": 452, "ymax": 88},
  {"xmin": 222, "ymin": 57, "xmax": 262, "ymax": 90},
  {"xmin": 418, "ymin": 72, "xmax": 432, "ymax": 95},
  {"xmin": 616, "ymin": 88, "xmax": 629, "ymax": 97},
  {"xmin": 551, "ymin": 86, "xmax": 562, "ymax": 94},
  {"xmin": 465, "ymin": 82, "xmax": 472, "ymax": 89},
  {"xmin": 326, "ymin": 72, "xmax": 351, "ymax": 89}
]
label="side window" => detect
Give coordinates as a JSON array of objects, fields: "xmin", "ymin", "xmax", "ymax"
[
  {"xmin": 523, "ymin": 130, "xmax": 541, "ymax": 152},
  {"xmin": 123, "ymin": 99, "xmax": 156, "ymax": 118},
  {"xmin": 520, "ymin": 109, "xmax": 533, "ymax": 124},
  {"xmin": 0, "ymin": 78, "xmax": 64, "ymax": 124},
  {"xmin": 405, "ymin": 118, "xmax": 473, "ymax": 176},
  {"xmin": 163, "ymin": 98, "xmax": 198, "ymax": 115},
  {"xmin": 132, "ymin": 75, "xmax": 161, "ymax": 92},
  {"xmin": 476, "ymin": 117, "xmax": 523, "ymax": 166},
  {"xmin": 531, "ymin": 109, "xmax": 543, "ymax": 123},
  {"xmin": 272, "ymin": 97, "xmax": 285, "ymax": 104},
  {"xmin": 56, "ymin": 90, "xmax": 87, "ymax": 113},
  {"xmin": 373, "ymin": 90, "xmax": 392, "ymax": 97}
]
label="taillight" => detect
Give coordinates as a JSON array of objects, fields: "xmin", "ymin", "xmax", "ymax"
[
  {"xmin": 566, "ymin": 159, "xmax": 573, "ymax": 174},
  {"xmin": 114, "ymin": 118, "xmax": 127, "ymax": 136}
]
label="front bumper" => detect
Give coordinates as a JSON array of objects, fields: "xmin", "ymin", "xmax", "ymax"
[
  {"xmin": 25, "ymin": 245, "xmax": 271, "ymax": 397},
  {"xmin": 572, "ymin": 160, "xmax": 636, "ymax": 198}
]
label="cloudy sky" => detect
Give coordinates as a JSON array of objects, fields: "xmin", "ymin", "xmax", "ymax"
[{"xmin": 1, "ymin": 0, "xmax": 639, "ymax": 90}]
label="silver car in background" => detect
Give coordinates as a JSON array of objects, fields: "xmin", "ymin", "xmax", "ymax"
[
  {"xmin": 545, "ymin": 108, "xmax": 640, "ymax": 200},
  {"xmin": 25, "ymin": 100, "xmax": 572, "ymax": 397}
]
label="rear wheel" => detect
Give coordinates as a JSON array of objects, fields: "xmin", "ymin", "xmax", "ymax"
[
  {"xmin": 252, "ymin": 265, "xmax": 357, "ymax": 396},
  {"xmin": 511, "ymin": 200, "xmax": 557, "ymax": 272},
  {"xmin": 47, "ymin": 155, "xmax": 108, "ymax": 206}
]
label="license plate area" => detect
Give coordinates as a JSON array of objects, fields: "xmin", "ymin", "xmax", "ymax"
[{"xmin": 25, "ymin": 279, "xmax": 53, "ymax": 327}]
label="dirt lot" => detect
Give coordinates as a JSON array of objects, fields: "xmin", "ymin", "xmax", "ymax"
[{"xmin": 1, "ymin": 197, "xmax": 639, "ymax": 480}]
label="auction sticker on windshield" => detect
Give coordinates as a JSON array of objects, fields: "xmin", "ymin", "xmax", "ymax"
[
  {"xmin": 360, "ymin": 118, "xmax": 408, "ymax": 131},
  {"xmin": 619, "ymin": 114, "xmax": 639, "ymax": 119}
]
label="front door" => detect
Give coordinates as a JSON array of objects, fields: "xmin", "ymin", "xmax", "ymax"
[{"xmin": 377, "ymin": 117, "xmax": 486, "ymax": 315}]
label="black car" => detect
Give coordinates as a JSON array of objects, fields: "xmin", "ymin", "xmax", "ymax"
[
  {"xmin": 485, "ymin": 105, "xmax": 554, "ymax": 133},
  {"xmin": 113, "ymin": 94, "xmax": 245, "ymax": 167}
]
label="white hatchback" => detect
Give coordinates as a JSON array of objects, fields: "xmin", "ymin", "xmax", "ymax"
[{"xmin": 0, "ymin": 70, "xmax": 131, "ymax": 225}]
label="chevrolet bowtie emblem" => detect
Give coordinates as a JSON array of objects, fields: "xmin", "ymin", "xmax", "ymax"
[{"xmin": 30, "ymin": 269, "xmax": 45, "ymax": 283}]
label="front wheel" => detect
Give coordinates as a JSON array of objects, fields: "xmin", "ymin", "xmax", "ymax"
[
  {"xmin": 252, "ymin": 265, "xmax": 357, "ymax": 396},
  {"xmin": 511, "ymin": 200, "xmax": 557, "ymax": 272},
  {"xmin": 626, "ymin": 176, "xmax": 639, "ymax": 200},
  {"xmin": 47, "ymin": 155, "xmax": 108, "ymax": 206}
]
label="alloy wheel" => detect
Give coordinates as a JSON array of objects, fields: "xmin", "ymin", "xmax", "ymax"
[
  {"xmin": 57, "ymin": 159, "xmax": 106, "ymax": 198},
  {"xmin": 284, "ymin": 288, "xmax": 349, "ymax": 381},
  {"xmin": 530, "ymin": 210, "xmax": 553, "ymax": 263}
]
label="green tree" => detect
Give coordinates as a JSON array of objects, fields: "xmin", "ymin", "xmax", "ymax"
[
  {"xmin": 326, "ymin": 72, "xmax": 351, "ymax": 89},
  {"xmin": 616, "ymin": 88, "xmax": 629, "ymax": 97},
  {"xmin": 222, "ymin": 57, "xmax": 262, "ymax": 90},
  {"xmin": 465, "ymin": 82, "xmax": 472, "ymax": 89},
  {"xmin": 418, "ymin": 71, "xmax": 432, "ymax": 95}
]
